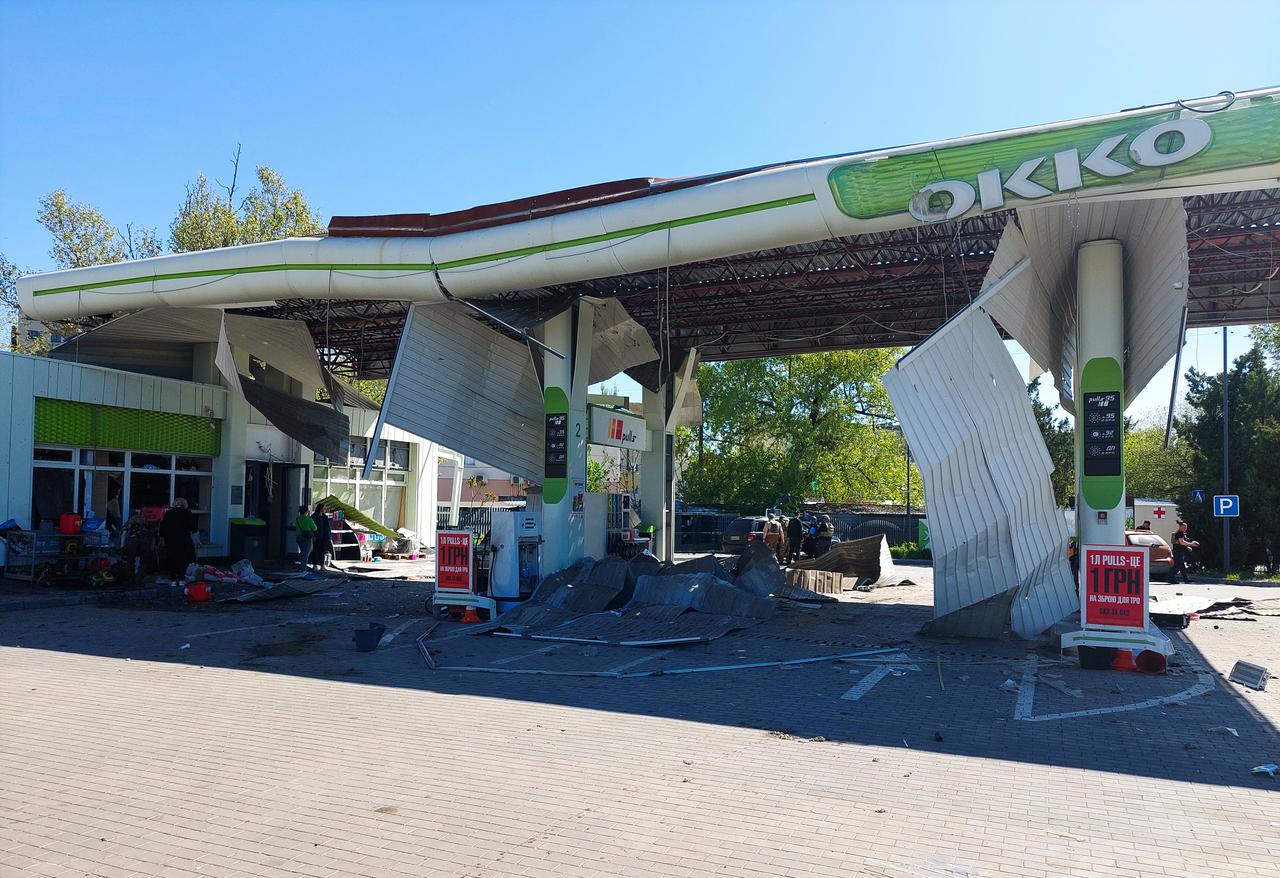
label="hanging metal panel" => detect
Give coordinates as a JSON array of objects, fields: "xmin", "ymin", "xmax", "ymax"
[
  {"xmin": 884, "ymin": 308, "xmax": 1076, "ymax": 638},
  {"xmin": 377, "ymin": 303, "xmax": 545, "ymax": 483}
]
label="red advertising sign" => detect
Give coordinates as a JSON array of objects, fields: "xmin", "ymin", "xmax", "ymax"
[
  {"xmin": 1081, "ymin": 544, "xmax": 1149, "ymax": 630},
  {"xmin": 436, "ymin": 530, "xmax": 473, "ymax": 593}
]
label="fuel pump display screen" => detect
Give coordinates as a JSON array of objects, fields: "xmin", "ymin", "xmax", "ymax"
[
  {"xmin": 1082, "ymin": 391, "xmax": 1121, "ymax": 477},
  {"xmin": 545, "ymin": 413, "xmax": 568, "ymax": 480}
]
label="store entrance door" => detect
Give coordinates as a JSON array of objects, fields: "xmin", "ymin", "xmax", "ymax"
[{"xmin": 244, "ymin": 462, "xmax": 310, "ymax": 561}]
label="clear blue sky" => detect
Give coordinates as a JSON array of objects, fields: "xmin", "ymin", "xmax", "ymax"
[{"xmin": 2, "ymin": 0, "xmax": 1277, "ymax": 410}]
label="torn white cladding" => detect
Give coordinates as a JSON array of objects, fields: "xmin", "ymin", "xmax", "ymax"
[
  {"xmin": 378, "ymin": 302, "xmax": 545, "ymax": 482},
  {"xmin": 883, "ymin": 308, "xmax": 1076, "ymax": 639},
  {"xmin": 979, "ymin": 198, "xmax": 1188, "ymax": 413},
  {"xmin": 51, "ymin": 307, "xmax": 329, "ymax": 389},
  {"xmin": 585, "ymin": 298, "xmax": 660, "ymax": 384}
]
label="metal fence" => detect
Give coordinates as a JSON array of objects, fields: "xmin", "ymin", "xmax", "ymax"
[
  {"xmin": 673, "ymin": 509, "xmax": 928, "ymax": 553},
  {"xmin": 437, "ymin": 505, "xmax": 510, "ymax": 532}
]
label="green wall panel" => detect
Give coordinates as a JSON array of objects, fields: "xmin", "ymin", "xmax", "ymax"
[{"xmin": 35, "ymin": 398, "xmax": 220, "ymax": 456}]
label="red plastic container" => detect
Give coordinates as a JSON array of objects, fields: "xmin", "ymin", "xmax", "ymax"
[
  {"xmin": 58, "ymin": 513, "xmax": 83, "ymax": 535},
  {"xmin": 184, "ymin": 582, "xmax": 212, "ymax": 602}
]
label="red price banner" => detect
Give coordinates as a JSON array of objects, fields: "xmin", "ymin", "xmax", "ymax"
[
  {"xmin": 436, "ymin": 531, "xmax": 473, "ymax": 593},
  {"xmin": 1082, "ymin": 545, "xmax": 1148, "ymax": 630}
]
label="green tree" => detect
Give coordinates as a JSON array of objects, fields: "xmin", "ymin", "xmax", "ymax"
[
  {"xmin": 1174, "ymin": 346, "xmax": 1279, "ymax": 573},
  {"xmin": 1123, "ymin": 422, "xmax": 1190, "ymax": 501},
  {"xmin": 676, "ymin": 350, "xmax": 914, "ymax": 511},
  {"xmin": 1254, "ymin": 323, "xmax": 1280, "ymax": 366},
  {"xmin": 37, "ymin": 190, "xmax": 161, "ymax": 268},
  {"xmin": 171, "ymin": 149, "xmax": 324, "ymax": 251},
  {"xmin": 1028, "ymin": 377, "xmax": 1074, "ymax": 506},
  {"xmin": 587, "ymin": 457, "xmax": 607, "ymax": 493}
]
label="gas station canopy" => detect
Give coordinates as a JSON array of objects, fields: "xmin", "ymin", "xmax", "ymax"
[{"xmin": 19, "ymin": 88, "xmax": 1279, "ymax": 377}]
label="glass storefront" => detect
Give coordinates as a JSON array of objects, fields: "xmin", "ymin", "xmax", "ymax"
[
  {"xmin": 31, "ymin": 446, "xmax": 214, "ymax": 541},
  {"xmin": 313, "ymin": 438, "xmax": 411, "ymax": 529}
]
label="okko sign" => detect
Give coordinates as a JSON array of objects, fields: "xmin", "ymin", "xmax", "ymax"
[
  {"xmin": 435, "ymin": 530, "xmax": 474, "ymax": 594},
  {"xmin": 1081, "ymin": 545, "xmax": 1149, "ymax": 631}
]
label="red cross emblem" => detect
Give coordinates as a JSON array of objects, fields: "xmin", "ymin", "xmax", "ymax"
[{"xmin": 1153, "ymin": 507, "xmax": 1167, "ymax": 519}]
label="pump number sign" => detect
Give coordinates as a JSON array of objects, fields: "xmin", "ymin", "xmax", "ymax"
[
  {"xmin": 1082, "ymin": 545, "xmax": 1149, "ymax": 631},
  {"xmin": 436, "ymin": 531, "xmax": 474, "ymax": 593}
]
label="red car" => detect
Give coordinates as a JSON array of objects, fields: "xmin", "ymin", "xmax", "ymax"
[{"xmin": 1126, "ymin": 530, "xmax": 1175, "ymax": 582}]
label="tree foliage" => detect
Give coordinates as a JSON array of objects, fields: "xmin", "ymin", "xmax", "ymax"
[
  {"xmin": 1123, "ymin": 422, "xmax": 1190, "ymax": 501},
  {"xmin": 171, "ymin": 150, "xmax": 324, "ymax": 252},
  {"xmin": 587, "ymin": 457, "xmax": 607, "ymax": 493},
  {"xmin": 1028, "ymin": 377, "xmax": 1074, "ymax": 506},
  {"xmin": 676, "ymin": 350, "xmax": 916, "ymax": 511},
  {"xmin": 1174, "ymin": 346, "xmax": 1279, "ymax": 573},
  {"xmin": 36, "ymin": 190, "xmax": 163, "ymax": 269},
  {"xmin": 1254, "ymin": 323, "xmax": 1280, "ymax": 366}
]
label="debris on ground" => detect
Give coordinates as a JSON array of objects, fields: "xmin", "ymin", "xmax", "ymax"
[
  {"xmin": 788, "ymin": 534, "xmax": 916, "ymax": 591},
  {"xmin": 1251, "ymin": 763, "xmax": 1278, "ymax": 777},
  {"xmin": 1228, "ymin": 660, "xmax": 1269, "ymax": 691},
  {"xmin": 999, "ymin": 679, "xmax": 1019, "ymax": 692},
  {"xmin": 1209, "ymin": 726, "xmax": 1239, "ymax": 737}
]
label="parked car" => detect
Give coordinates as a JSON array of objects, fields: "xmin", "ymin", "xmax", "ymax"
[
  {"xmin": 1125, "ymin": 530, "xmax": 1175, "ymax": 582},
  {"xmin": 720, "ymin": 516, "xmax": 767, "ymax": 554}
]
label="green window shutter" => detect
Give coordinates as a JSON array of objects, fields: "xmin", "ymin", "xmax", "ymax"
[{"xmin": 34, "ymin": 398, "xmax": 221, "ymax": 456}]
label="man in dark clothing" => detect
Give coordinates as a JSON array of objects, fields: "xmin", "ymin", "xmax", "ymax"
[
  {"xmin": 1170, "ymin": 520, "xmax": 1198, "ymax": 583},
  {"xmin": 159, "ymin": 498, "xmax": 198, "ymax": 582},
  {"xmin": 786, "ymin": 514, "xmax": 804, "ymax": 564},
  {"xmin": 311, "ymin": 502, "xmax": 335, "ymax": 570}
]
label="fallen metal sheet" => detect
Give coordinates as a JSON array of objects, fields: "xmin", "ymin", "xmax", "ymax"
[
  {"xmin": 733, "ymin": 542, "xmax": 830, "ymax": 601},
  {"xmin": 493, "ymin": 557, "xmax": 626, "ymax": 634},
  {"xmin": 496, "ymin": 571, "xmax": 775, "ymax": 646},
  {"xmin": 240, "ymin": 376, "xmax": 350, "ymax": 462},
  {"xmin": 529, "ymin": 613, "xmax": 751, "ymax": 646},
  {"xmin": 790, "ymin": 534, "xmax": 907, "ymax": 588},
  {"xmin": 432, "ymin": 647, "xmax": 898, "ymax": 678}
]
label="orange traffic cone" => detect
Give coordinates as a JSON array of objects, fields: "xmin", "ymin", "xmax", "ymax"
[
  {"xmin": 1110, "ymin": 648, "xmax": 1137, "ymax": 672},
  {"xmin": 460, "ymin": 606, "xmax": 483, "ymax": 624}
]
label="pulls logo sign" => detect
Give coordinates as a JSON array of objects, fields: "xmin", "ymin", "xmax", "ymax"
[{"xmin": 589, "ymin": 405, "xmax": 646, "ymax": 451}]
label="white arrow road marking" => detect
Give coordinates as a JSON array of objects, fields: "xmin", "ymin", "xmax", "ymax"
[
  {"xmin": 378, "ymin": 620, "xmax": 418, "ymax": 648},
  {"xmin": 840, "ymin": 655, "xmax": 921, "ymax": 701}
]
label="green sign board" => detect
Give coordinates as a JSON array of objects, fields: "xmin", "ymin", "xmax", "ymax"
[
  {"xmin": 1079, "ymin": 357, "xmax": 1125, "ymax": 511},
  {"xmin": 543, "ymin": 386, "xmax": 569, "ymax": 505},
  {"xmin": 829, "ymin": 96, "xmax": 1279, "ymax": 222}
]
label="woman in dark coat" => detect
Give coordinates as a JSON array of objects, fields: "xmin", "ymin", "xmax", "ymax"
[
  {"xmin": 160, "ymin": 498, "xmax": 198, "ymax": 582},
  {"xmin": 310, "ymin": 502, "xmax": 335, "ymax": 570}
]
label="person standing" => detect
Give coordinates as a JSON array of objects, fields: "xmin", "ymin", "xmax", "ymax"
[
  {"xmin": 294, "ymin": 504, "xmax": 318, "ymax": 573},
  {"xmin": 159, "ymin": 498, "xmax": 198, "ymax": 583},
  {"xmin": 1170, "ymin": 520, "xmax": 1198, "ymax": 583},
  {"xmin": 786, "ymin": 514, "xmax": 804, "ymax": 564},
  {"xmin": 762, "ymin": 515, "xmax": 784, "ymax": 561},
  {"xmin": 311, "ymin": 502, "xmax": 336, "ymax": 571}
]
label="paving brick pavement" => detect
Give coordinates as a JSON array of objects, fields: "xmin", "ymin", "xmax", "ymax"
[{"xmin": 1, "ymin": 572, "xmax": 1277, "ymax": 878}]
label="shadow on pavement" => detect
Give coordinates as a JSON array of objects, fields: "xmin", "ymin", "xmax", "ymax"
[{"xmin": 1, "ymin": 575, "xmax": 1276, "ymax": 792}]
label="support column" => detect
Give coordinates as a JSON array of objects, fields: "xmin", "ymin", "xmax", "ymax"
[
  {"xmin": 541, "ymin": 306, "xmax": 593, "ymax": 572},
  {"xmin": 195, "ymin": 342, "xmax": 249, "ymax": 554},
  {"xmin": 1075, "ymin": 239, "xmax": 1126, "ymax": 548},
  {"xmin": 640, "ymin": 383, "xmax": 671, "ymax": 560}
]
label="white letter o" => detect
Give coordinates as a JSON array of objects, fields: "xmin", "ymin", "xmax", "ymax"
[
  {"xmin": 1129, "ymin": 118, "xmax": 1212, "ymax": 168},
  {"xmin": 908, "ymin": 180, "xmax": 977, "ymax": 222}
]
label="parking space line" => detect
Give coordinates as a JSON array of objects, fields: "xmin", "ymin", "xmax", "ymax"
[
  {"xmin": 378, "ymin": 620, "xmax": 417, "ymax": 648},
  {"xmin": 184, "ymin": 615, "xmax": 343, "ymax": 639},
  {"xmin": 491, "ymin": 645, "xmax": 557, "ymax": 666},
  {"xmin": 605, "ymin": 649, "xmax": 672, "ymax": 674}
]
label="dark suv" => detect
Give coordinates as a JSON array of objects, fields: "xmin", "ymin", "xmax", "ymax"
[{"xmin": 720, "ymin": 516, "xmax": 767, "ymax": 554}]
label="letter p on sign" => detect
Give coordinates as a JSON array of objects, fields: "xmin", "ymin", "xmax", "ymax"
[{"xmin": 1214, "ymin": 495, "xmax": 1240, "ymax": 517}]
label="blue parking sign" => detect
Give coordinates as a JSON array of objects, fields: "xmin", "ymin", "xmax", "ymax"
[{"xmin": 1213, "ymin": 495, "xmax": 1240, "ymax": 517}]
